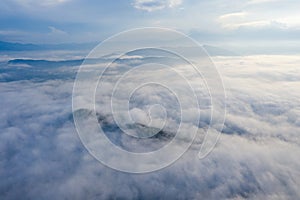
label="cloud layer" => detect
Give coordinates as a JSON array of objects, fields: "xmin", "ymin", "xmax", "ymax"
[{"xmin": 0, "ymin": 52, "xmax": 300, "ymax": 199}]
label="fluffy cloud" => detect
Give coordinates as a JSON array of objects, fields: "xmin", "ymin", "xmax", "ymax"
[{"xmin": 0, "ymin": 52, "xmax": 300, "ymax": 199}]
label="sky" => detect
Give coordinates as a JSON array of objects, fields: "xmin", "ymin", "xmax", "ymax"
[{"xmin": 0, "ymin": 0, "xmax": 300, "ymax": 54}]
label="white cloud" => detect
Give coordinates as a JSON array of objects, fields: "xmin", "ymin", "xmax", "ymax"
[
  {"xmin": 0, "ymin": 52, "xmax": 300, "ymax": 199},
  {"xmin": 218, "ymin": 12, "xmax": 264, "ymax": 29},
  {"xmin": 133, "ymin": 0, "xmax": 182, "ymax": 11},
  {"xmin": 218, "ymin": 12, "xmax": 286, "ymax": 30},
  {"xmin": 217, "ymin": 1, "xmax": 300, "ymax": 30},
  {"xmin": 48, "ymin": 26, "xmax": 68, "ymax": 36},
  {"xmin": 219, "ymin": 12, "xmax": 248, "ymax": 20}
]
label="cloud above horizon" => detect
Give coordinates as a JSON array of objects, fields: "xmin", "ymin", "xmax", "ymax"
[{"xmin": 133, "ymin": 0, "xmax": 182, "ymax": 12}]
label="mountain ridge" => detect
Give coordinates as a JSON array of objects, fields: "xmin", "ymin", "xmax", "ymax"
[{"xmin": 0, "ymin": 41, "xmax": 238, "ymax": 56}]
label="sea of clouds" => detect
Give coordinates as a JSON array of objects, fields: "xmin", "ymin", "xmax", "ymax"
[{"xmin": 0, "ymin": 52, "xmax": 300, "ymax": 199}]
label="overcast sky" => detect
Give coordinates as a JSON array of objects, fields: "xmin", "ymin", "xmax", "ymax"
[{"xmin": 0, "ymin": 0, "xmax": 299, "ymax": 53}]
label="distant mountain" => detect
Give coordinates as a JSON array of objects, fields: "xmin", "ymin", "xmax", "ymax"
[
  {"xmin": 0, "ymin": 41, "xmax": 96, "ymax": 51},
  {"xmin": 0, "ymin": 41, "xmax": 237, "ymax": 56},
  {"xmin": 0, "ymin": 41, "xmax": 40, "ymax": 51},
  {"xmin": 7, "ymin": 58, "xmax": 84, "ymax": 67},
  {"xmin": 6, "ymin": 56, "xmax": 176, "ymax": 68},
  {"xmin": 6, "ymin": 45, "xmax": 237, "ymax": 68}
]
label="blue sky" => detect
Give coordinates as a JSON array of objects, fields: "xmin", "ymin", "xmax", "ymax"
[{"xmin": 0, "ymin": 0, "xmax": 300, "ymax": 53}]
